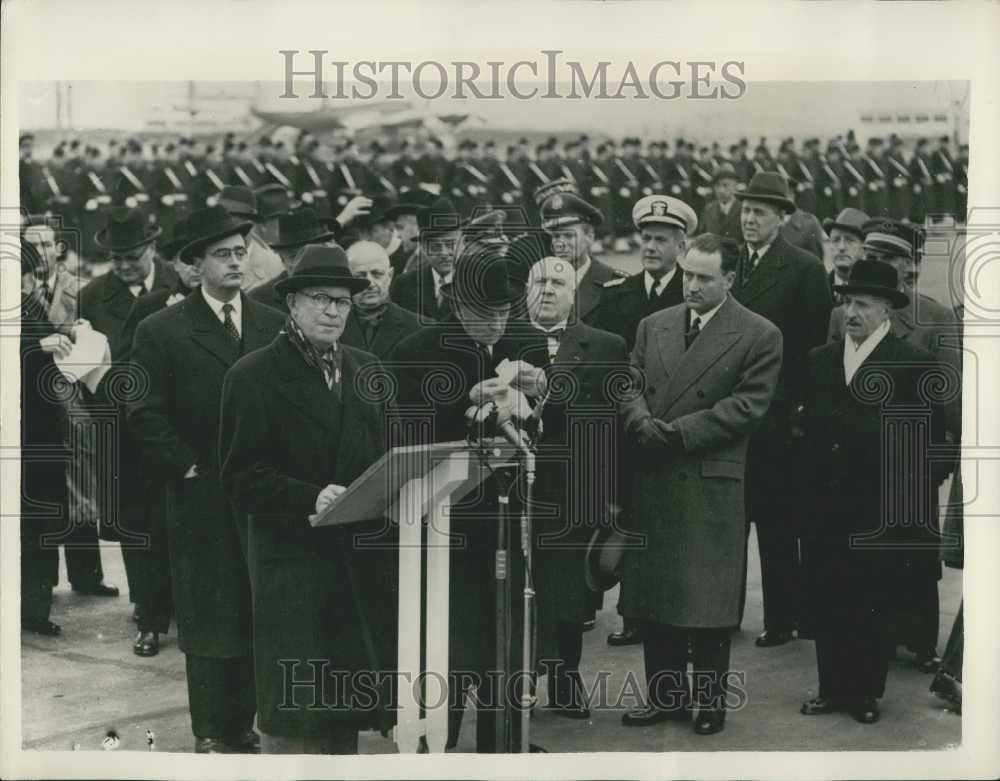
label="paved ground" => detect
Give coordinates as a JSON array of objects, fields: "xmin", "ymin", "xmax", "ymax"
[
  {"xmin": 20, "ymin": 236, "xmax": 965, "ymax": 754},
  {"xmin": 22, "ymin": 529, "xmax": 961, "ymax": 754}
]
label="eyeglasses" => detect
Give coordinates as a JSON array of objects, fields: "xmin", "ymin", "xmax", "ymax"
[
  {"xmin": 210, "ymin": 246, "xmax": 248, "ymax": 260},
  {"xmin": 298, "ymin": 291, "xmax": 353, "ymax": 313}
]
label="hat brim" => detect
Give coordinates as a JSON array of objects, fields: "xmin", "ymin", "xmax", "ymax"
[
  {"xmin": 832, "ymin": 284, "xmax": 909, "ymax": 309},
  {"xmin": 385, "ymin": 204, "xmax": 422, "ymax": 221},
  {"xmin": 733, "ymin": 191, "xmax": 796, "ymax": 214},
  {"xmin": 822, "ymin": 219, "xmax": 865, "ymax": 239},
  {"xmin": 712, "ymin": 172, "xmax": 741, "ymax": 184},
  {"xmin": 583, "ymin": 528, "xmax": 626, "ymax": 594},
  {"xmin": 274, "ymin": 273, "xmax": 370, "ymax": 297},
  {"xmin": 179, "ymin": 221, "xmax": 254, "ymax": 263},
  {"xmin": 271, "ymin": 230, "xmax": 338, "ymax": 251},
  {"xmin": 94, "ymin": 225, "xmax": 162, "ymax": 253}
]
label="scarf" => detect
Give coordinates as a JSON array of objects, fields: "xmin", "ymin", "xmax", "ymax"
[{"xmin": 284, "ymin": 315, "xmax": 340, "ymax": 390}]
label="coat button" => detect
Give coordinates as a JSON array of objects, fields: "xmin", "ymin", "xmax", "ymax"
[
  {"xmin": 696, "ymin": 390, "xmax": 705, "ymax": 398},
  {"xmin": 831, "ymin": 443, "xmax": 840, "ymax": 452},
  {"xmin": 678, "ymin": 472, "xmax": 687, "ymax": 481}
]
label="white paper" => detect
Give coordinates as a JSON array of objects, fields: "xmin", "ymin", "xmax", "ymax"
[{"xmin": 53, "ymin": 325, "xmax": 109, "ymax": 384}]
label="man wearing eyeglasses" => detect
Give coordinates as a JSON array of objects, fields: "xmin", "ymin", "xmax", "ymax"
[
  {"xmin": 128, "ymin": 204, "xmax": 285, "ymax": 754},
  {"xmin": 390, "ymin": 196, "xmax": 462, "ymax": 321},
  {"xmin": 219, "ymin": 245, "xmax": 395, "ymax": 754}
]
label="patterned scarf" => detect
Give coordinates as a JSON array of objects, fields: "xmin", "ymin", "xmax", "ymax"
[{"xmin": 284, "ymin": 315, "xmax": 340, "ymax": 390}]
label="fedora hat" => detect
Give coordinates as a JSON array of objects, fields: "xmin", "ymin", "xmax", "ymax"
[
  {"xmin": 274, "ymin": 244, "xmax": 370, "ymax": 297},
  {"xmin": 218, "ymin": 186, "xmax": 259, "ymax": 220},
  {"xmin": 178, "ymin": 205, "xmax": 254, "ymax": 263},
  {"xmin": 355, "ymin": 193, "xmax": 397, "ymax": 228},
  {"xmin": 255, "ymin": 184, "xmax": 292, "ymax": 220},
  {"xmin": 734, "ymin": 171, "xmax": 796, "ymax": 213},
  {"xmin": 94, "ymin": 206, "xmax": 161, "ymax": 252},
  {"xmin": 584, "ymin": 526, "xmax": 629, "ymax": 594},
  {"xmin": 451, "ymin": 240, "xmax": 518, "ymax": 308},
  {"xmin": 418, "ymin": 196, "xmax": 462, "ymax": 236},
  {"xmin": 832, "ymin": 259, "xmax": 909, "ymax": 309},
  {"xmin": 711, "ymin": 162, "xmax": 741, "ymax": 184},
  {"xmin": 823, "ymin": 207, "xmax": 870, "ymax": 239},
  {"xmin": 270, "ymin": 207, "xmax": 338, "ymax": 250},
  {"xmin": 385, "ymin": 190, "xmax": 433, "ymax": 221}
]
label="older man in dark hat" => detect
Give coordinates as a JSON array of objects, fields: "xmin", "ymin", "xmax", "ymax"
[
  {"xmin": 388, "ymin": 241, "xmax": 538, "ymax": 752},
  {"xmin": 699, "ymin": 164, "xmax": 744, "ymax": 242},
  {"xmin": 219, "ymin": 245, "xmax": 395, "ymax": 754},
  {"xmin": 732, "ymin": 171, "xmax": 832, "ymax": 646},
  {"xmin": 128, "ymin": 204, "xmax": 285, "ymax": 753},
  {"xmin": 249, "ymin": 207, "xmax": 341, "ymax": 315},
  {"xmin": 800, "ymin": 260, "xmax": 948, "ymax": 724},
  {"xmin": 827, "ymin": 219, "xmax": 961, "ymax": 673}
]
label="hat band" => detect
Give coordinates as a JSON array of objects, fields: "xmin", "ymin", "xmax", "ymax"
[
  {"xmin": 219, "ymin": 198, "xmax": 257, "ymax": 216},
  {"xmin": 864, "ymin": 232, "xmax": 912, "ymax": 255},
  {"xmin": 542, "ymin": 215, "xmax": 584, "ymax": 230},
  {"xmin": 637, "ymin": 215, "xmax": 687, "ymax": 230}
]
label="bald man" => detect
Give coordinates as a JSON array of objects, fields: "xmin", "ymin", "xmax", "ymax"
[
  {"xmin": 511, "ymin": 257, "xmax": 629, "ymax": 719},
  {"xmin": 340, "ymin": 240, "xmax": 421, "ymax": 358}
]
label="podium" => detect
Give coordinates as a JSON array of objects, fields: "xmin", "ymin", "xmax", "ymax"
[{"xmin": 311, "ymin": 438, "xmax": 519, "ymax": 753}]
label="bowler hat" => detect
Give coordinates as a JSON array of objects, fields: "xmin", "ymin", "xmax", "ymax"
[
  {"xmin": 823, "ymin": 207, "xmax": 870, "ymax": 240},
  {"xmin": 274, "ymin": 244, "xmax": 370, "ymax": 296},
  {"xmin": 218, "ymin": 186, "xmax": 259, "ymax": 220},
  {"xmin": 94, "ymin": 207, "xmax": 162, "ymax": 252},
  {"xmin": 832, "ymin": 259, "xmax": 909, "ymax": 309},
  {"xmin": 451, "ymin": 241, "xmax": 518, "ymax": 308},
  {"xmin": 385, "ymin": 190, "xmax": 434, "ymax": 221},
  {"xmin": 733, "ymin": 171, "xmax": 796, "ymax": 213},
  {"xmin": 178, "ymin": 205, "xmax": 253, "ymax": 263},
  {"xmin": 270, "ymin": 207, "xmax": 338, "ymax": 250},
  {"xmin": 160, "ymin": 215, "xmax": 191, "ymax": 259},
  {"xmin": 255, "ymin": 184, "xmax": 291, "ymax": 220}
]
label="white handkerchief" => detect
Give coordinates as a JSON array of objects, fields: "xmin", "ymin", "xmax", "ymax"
[
  {"xmin": 166, "ymin": 292, "xmax": 185, "ymax": 306},
  {"xmin": 53, "ymin": 324, "xmax": 110, "ymax": 386},
  {"xmin": 494, "ymin": 358, "xmax": 517, "ymax": 385}
]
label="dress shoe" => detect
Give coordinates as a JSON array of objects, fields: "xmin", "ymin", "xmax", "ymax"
[
  {"xmin": 233, "ymin": 729, "xmax": 260, "ymax": 753},
  {"xmin": 914, "ymin": 649, "xmax": 942, "ymax": 674},
  {"xmin": 582, "ymin": 618, "xmax": 596, "ymax": 632},
  {"xmin": 607, "ymin": 627, "xmax": 642, "ymax": 646},
  {"xmin": 22, "ymin": 618, "xmax": 61, "ymax": 636},
  {"xmin": 851, "ymin": 698, "xmax": 880, "ymax": 724},
  {"xmin": 621, "ymin": 705, "xmax": 691, "ymax": 726},
  {"xmin": 72, "ymin": 582, "xmax": 120, "ymax": 597},
  {"xmin": 800, "ymin": 696, "xmax": 835, "ymax": 716},
  {"xmin": 133, "ymin": 631, "xmax": 159, "ymax": 657},
  {"xmin": 755, "ymin": 629, "xmax": 793, "ymax": 648},
  {"xmin": 693, "ymin": 709, "xmax": 726, "ymax": 735},
  {"xmin": 929, "ymin": 671, "xmax": 962, "ymax": 713},
  {"xmin": 194, "ymin": 736, "xmax": 237, "ymax": 753}
]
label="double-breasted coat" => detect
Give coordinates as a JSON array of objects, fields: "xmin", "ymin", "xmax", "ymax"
[
  {"xmin": 219, "ymin": 333, "xmax": 395, "ymax": 736},
  {"xmin": 127, "ymin": 290, "xmax": 284, "ymax": 657},
  {"xmin": 619, "ymin": 298, "xmax": 782, "ymax": 628}
]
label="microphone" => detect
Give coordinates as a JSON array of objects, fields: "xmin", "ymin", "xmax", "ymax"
[{"xmin": 495, "ymin": 404, "xmax": 531, "ymax": 455}]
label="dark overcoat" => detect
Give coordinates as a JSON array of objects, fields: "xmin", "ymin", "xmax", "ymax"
[
  {"xmin": 127, "ymin": 290, "xmax": 284, "ymax": 657},
  {"xmin": 389, "ymin": 264, "xmax": 448, "ymax": 322},
  {"xmin": 340, "ymin": 301, "xmax": 422, "ymax": 360},
  {"xmin": 619, "ymin": 298, "xmax": 782, "ymax": 627},
  {"xmin": 699, "ymin": 200, "xmax": 743, "ymax": 243},
  {"xmin": 594, "ymin": 267, "xmax": 684, "ymax": 352},
  {"xmin": 219, "ymin": 333, "xmax": 395, "ymax": 736}
]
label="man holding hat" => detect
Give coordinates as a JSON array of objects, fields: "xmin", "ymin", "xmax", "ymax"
[
  {"xmin": 799, "ymin": 259, "xmax": 948, "ymax": 724},
  {"xmin": 540, "ymin": 191, "xmax": 627, "ymax": 326},
  {"xmin": 827, "ymin": 219, "xmax": 961, "ymax": 673},
  {"xmin": 822, "ymin": 207, "xmax": 869, "ymax": 300},
  {"xmin": 128, "ymin": 204, "xmax": 286, "ymax": 753},
  {"xmin": 596, "ymin": 195, "xmax": 698, "ymax": 353},
  {"xmin": 699, "ymin": 164, "xmax": 744, "ymax": 242},
  {"xmin": 249, "ymin": 207, "xmax": 341, "ymax": 315},
  {"xmin": 732, "ymin": 171, "xmax": 832, "ymax": 647},
  {"xmin": 219, "ymin": 245, "xmax": 395, "ymax": 754},
  {"xmin": 388, "ymin": 240, "xmax": 535, "ymax": 752}
]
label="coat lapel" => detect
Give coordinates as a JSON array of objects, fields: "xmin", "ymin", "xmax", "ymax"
[
  {"xmin": 737, "ymin": 237, "xmax": 789, "ymax": 305},
  {"xmin": 554, "ymin": 323, "xmax": 586, "ymax": 367},
  {"xmin": 659, "ymin": 298, "xmax": 743, "ymax": 413},
  {"xmin": 576, "ymin": 260, "xmax": 609, "ymax": 321},
  {"xmin": 103, "ymin": 273, "xmax": 139, "ymax": 323},
  {"xmin": 370, "ymin": 304, "xmax": 408, "ymax": 357},
  {"xmin": 186, "ymin": 289, "xmax": 242, "ymax": 367},
  {"xmin": 241, "ymin": 294, "xmax": 280, "ymax": 354},
  {"xmin": 274, "ymin": 334, "xmax": 341, "ymax": 435}
]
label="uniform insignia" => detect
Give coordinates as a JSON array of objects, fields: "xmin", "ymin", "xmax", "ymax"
[
  {"xmin": 550, "ymin": 195, "xmax": 563, "ymax": 210},
  {"xmin": 652, "ymin": 201, "xmax": 667, "ymax": 216}
]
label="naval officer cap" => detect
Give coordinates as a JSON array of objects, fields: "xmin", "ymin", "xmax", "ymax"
[
  {"xmin": 632, "ymin": 195, "xmax": 698, "ymax": 235},
  {"xmin": 540, "ymin": 192, "xmax": 603, "ymax": 230}
]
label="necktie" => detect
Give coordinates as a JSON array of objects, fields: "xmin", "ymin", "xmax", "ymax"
[
  {"xmin": 546, "ymin": 328, "xmax": 564, "ymax": 362},
  {"xmin": 685, "ymin": 315, "xmax": 702, "ymax": 350},
  {"xmin": 40, "ymin": 281, "xmax": 53, "ymax": 306},
  {"xmin": 744, "ymin": 251, "xmax": 759, "ymax": 286},
  {"xmin": 648, "ymin": 280, "xmax": 661, "ymax": 303},
  {"xmin": 221, "ymin": 303, "xmax": 241, "ymax": 344}
]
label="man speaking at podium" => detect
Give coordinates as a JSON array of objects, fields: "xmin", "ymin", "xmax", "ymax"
[
  {"xmin": 219, "ymin": 245, "xmax": 396, "ymax": 754},
  {"xmin": 388, "ymin": 239, "xmax": 531, "ymax": 752}
]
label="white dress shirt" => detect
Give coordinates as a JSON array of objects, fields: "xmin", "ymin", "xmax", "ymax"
[
  {"xmin": 843, "ymin": 318, "xmax": 890, "ymax": 385},
  {"xmin": 201, "ymin": 287, "xmax": 242, "ymax": 337},
  {"xmin": 644, "ymin": 265, "xmax": 677, "ymax": 298},
  {"xmin": 532, "ymin": 318, "xmax": 569, "ymax": 360},
  {"xmin": 745, "ymin": 239, "xmax": 774, "ymax": 271},
  {"xmin": 128, "ymin": 264, "xmax": 156, "ymax": 298},
  {"xmin": 688, "ymin": 295, "xmax": 727, "ymax": 330},
  {"xmin": 432, "ymin": 269, "xmax": 453, "ymax": 302}
]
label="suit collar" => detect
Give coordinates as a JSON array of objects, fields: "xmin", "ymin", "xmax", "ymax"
[
  {"xmin": 737, "ymin": 234, "xmax": 790, "ymax": 304},
  {"xmin": 186, "ymin": 289, "xmax": 269, "ymax": 367}
]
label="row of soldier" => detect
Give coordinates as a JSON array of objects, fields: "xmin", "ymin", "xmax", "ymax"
[
  {"xmin": 19, "ymin": 128, "xmax": 969, "ymax": 271},
  {"xmin": 20, "ymin": 158, "xmax": 962, "ymax": 750}
]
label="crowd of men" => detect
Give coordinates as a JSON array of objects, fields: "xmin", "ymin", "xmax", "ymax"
[{"xmin": 19, "ymin": 121, "xmax": 965, "ymax": 755}]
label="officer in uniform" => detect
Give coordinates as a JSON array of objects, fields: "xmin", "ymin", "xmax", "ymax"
[
  {"xmin": 609, "ymin": 138, "xmax": 644, "ymax": 252},
  {"xmin": 699, "ymin": 164, "xmax": 744, "ymax": 243},
  {"xmin": 885, "ymin": 135, "xmax": 912, "ymax": 222},
  {"xmin": 539, "ymin": 192, "xmax": 627, "ymax": 325},
  {"xmin": 909, "ymin": 137, "xmax": 936, "ymax": 224}
]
